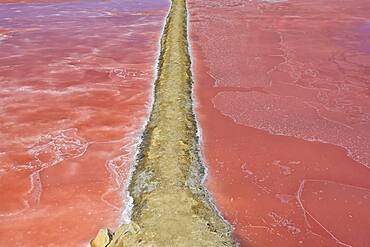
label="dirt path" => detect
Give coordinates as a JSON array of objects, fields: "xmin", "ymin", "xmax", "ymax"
[{"xmin": 91, "ymin": 0, "xmax": 235, "ymax": 246}]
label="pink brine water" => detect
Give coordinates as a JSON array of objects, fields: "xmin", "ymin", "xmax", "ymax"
[
  {"xmin": 189, "ymin": 0, "xmax": 370, "ymax": 246},
  {"xmin": 0, "ymin": 0, "xmax": 168, "ymax": 246}
]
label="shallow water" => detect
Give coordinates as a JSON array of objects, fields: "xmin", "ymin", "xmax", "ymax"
[
  {"xmin": 189, "ymin": 0, "xmax": 370, "ymax": 246},
  {"xmin": 0, "ymin": 0, "xmax": 168, "ymax": 246}
]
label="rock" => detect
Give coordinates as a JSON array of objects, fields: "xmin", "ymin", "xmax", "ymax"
[{"xmin": 91, "ymin": 228, "xmax": 112, "ymax": 247}]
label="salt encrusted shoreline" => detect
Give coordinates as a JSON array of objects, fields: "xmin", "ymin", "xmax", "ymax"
[{"xmin": 91, "ymin": 0, "xmax": 236, "ymax": 246}]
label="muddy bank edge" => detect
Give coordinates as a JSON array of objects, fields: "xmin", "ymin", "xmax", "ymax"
[{"xmin": 91, "ymin": 0, "xmax": 236, "ymax": 246}]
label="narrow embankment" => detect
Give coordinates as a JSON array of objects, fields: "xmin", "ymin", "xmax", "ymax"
[{"xmin": 91, "ymin": 0, "xmax": 235, "ymax": 246}]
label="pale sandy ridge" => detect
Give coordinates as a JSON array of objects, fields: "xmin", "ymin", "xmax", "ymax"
[{"xmin": 91, "ymin": 0, "xmax": 236, "ymax": 246}]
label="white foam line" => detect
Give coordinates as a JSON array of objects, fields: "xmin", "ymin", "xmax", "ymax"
[
  {"xmin": 187, "ymin": 2, "xmax": 239, "ymax": 245},
  {"xmin": 117, "ymin": 0, "xmax": 172, "ymax": 227},
  {"xmin": 209, "ymin": 91, "xmax": 370, "ymax": 169},
  {"xmin": 1, "ymin": 128, "xmax": 90, "ymax": 218}
]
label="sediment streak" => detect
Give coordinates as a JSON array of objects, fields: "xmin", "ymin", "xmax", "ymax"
[{"xmin": 91, "ymin": 0, "xmax": 235, "ymax": 246}]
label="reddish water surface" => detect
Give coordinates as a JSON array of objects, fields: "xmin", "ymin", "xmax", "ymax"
[
  {"xmin": 0, "ymin": 0, "xmax": 168, "ymax": 246},
  {"xmin": 189, "ymin": 0, "xmax": 370, "ymax": 246}
]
